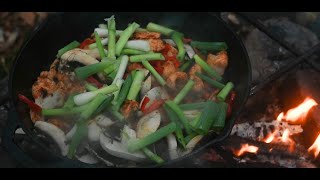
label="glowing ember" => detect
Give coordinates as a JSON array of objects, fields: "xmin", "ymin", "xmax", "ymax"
[
  {"xmin": 282, "ymin": 97, "xmax": 318, "ymax": 123},
  {"xmin": 234, "ymin": 144, "xmax": 259, "ymax": 157},
  {"xmin": 263, "ymin": 130, "xmax": 278, "ymax": 143},
  {"xmin": 308, "ymin": 133, "xmax": 320, "ymax": 158}
]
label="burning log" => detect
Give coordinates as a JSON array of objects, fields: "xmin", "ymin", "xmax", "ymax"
[{"xmin": 231, "ymin": 120, "xmax": 303, "ymax": 141}]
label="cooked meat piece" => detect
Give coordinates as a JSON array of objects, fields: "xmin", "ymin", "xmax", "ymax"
[
  {"xmin": 32, "ymin": 60, "xmax": 85, "ymax": 99},
  {"xmin": 207, "ymin": 51, "xmax": 228, "ymax": 76},
  {"xmin": 121, "ymin": 100, "xmax": 140, "ymax": 120},
  {"xmin": 188, "ymin": 64, "xmax": 202, "ymax": 77},
  {"xmin": 166, "ymin": 45, "xmax": 178, "ymax": 57},
  {"xmin": 133, "ymin": 31, "xmax": 161, "ymax": 39},
  {"xmin": 30, "ymin": 111, "xmax": 43, "ymax": 122},
  {"xmin": 60, "ymin": 48, "xmax": 100, "ymax": 67},
  {"xmin": 127, "ymin": 63, "xmax": 144, "ymax": 73},
  {"xmin": 148, "ymin": 39, "xmax": 165, "ymax": 52},
  {"xmin": 190, "ymin": 76, "xmax": 205, "ymax": 93},
  {"xmin": 166, "ymin": 71, "xmax": 188, "ymax": 90},
  {"xmin": 162, "ymin": 61, "xmax": 177, "ymax": 79}
]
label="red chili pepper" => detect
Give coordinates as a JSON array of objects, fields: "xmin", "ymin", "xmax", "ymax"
[
  {"xmin": 142, "ymin": 99, "xmax": 165, "ymax": 114},
  {"xmin": 226, "ymin": 91, "xmax": 236, "ymax": 118},
  {"xmin": 18, "ymin": 94, "xmax": 42, "ymax": 114},
  {"xmin": 140, "ymin": 96, "xmax": 150, "ymax": 112},
  {"xmin": 79, "ymin": 38, "xmax": 95, "ymax": 49},
  {"xmin": 183, "ymin": 38, "xmax": 192, "ymax": 44},
  {"xmin": 86, "ymin": 76, "xmax": 103, "ymax": 88}
]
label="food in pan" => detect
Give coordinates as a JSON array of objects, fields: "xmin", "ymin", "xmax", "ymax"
[{"xmin": 18, "ymin": 16, "xmax": 235, "ymax": 165}]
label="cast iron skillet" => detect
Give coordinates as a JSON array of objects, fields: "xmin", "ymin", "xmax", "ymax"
[{"xmin": 6, "ymin": 12, "xmax": 251, "ymax": 167}]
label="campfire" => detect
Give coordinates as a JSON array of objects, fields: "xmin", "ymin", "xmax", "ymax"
[{"xmin": 225, "ymin": 96, "xmax": 319, "ymax": 167}]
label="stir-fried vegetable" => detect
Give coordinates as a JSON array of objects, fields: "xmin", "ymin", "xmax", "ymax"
[
  {"xmin": 127, "ymin": 122, "xmax": 176, "ymax": 152},
  {"xmin": 113, "ymin": 74, "xmax": 133, "ymax": 111},
  {"xmin": 116, "ymin": 23, "xmax": 140, "ymax": 56},
  {"xmin": 107, "ymin": 16, "xmax": 116, "ymax": 59},
  {"xmin": 141, "ymin": 148, "xmax": 164, "ymax": 164},
  {"xmin": 195, "ymin": 72, "xmax": 225, "ymax": 89},
  {"xmin": 179, "ymin": 102, "xmax": 207, "ymax": 111},
  {"xmin": 171, "ymin": 32, "xmax": 186, "ymax": 61},
  {"xmin": 165, "ymin": 101, "xmax": 193, "ymax": 135},
  {"xmin": 173, "ymin": 80, "xmax": 195, "ymax": 104},
  {"xmin": 141, "ymin": 60, "xmax": 166, "ymax": 86},
  {"xmin": 56, "ymin": 41, "xmax": 80, "ymax": 58},
  {"xmin": 112, "ymin": 55, "xmax": 129, "ymax": 84},
  {"xmin": 164, "ymin": 105, "xmax": 186, "ymax": 148},
  {"xmin": 18, "ymin": 94, "xmax": 42, "ymax": 113},
  {"xmin": 127, "ymin": 70, "xmax": 144, "ymax": 101},
  {"xmin": 121, "ymin": 49, "xmax": 147, "ymax": 55},
  {"xmin": 85, "ymin": 83, "xmax": 98, "ymax": 91},
  {"xmin": 68, "ymin": 94, "xmax": 109, "ymax": 158},
  {"xmin": 194, "ymin": 55, "xmax": 222, "ymax": 81},
  {"xmin": 75, "ymin": 60, "xmax": 111, "ymax": 80},
  {"xmin": 190, "ymin": 41, "xmax": 228, "ymax": 51},
  {"xmin": 130, "ymin": 53, "xmax": 165, "ymax": 63},
  {"xmin": 73, "ymin": 84, "xmax": 118, "ymax": 106},
  {"xmin": 94, "ymin": 31, "xmax": 107, "ymax": 59},
  {"xmin": 217, "ymin": 82, "xmax": 234, "ymax": 102}
]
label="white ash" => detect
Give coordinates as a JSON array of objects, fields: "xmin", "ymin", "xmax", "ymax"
[{"xmin": 231, "ymin": 120, "xmax": 303, "ymax": 141}]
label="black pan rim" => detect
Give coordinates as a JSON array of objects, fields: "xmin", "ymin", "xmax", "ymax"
[{"xmin": 8, "ymin": 12, "xmax": 252, "ymax": 168}]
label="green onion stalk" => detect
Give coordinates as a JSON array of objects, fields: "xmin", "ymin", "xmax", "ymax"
[
  {"xmin": 56, "ymin": 41, "xmax": 80, "ymax": 58},
  {"xmin": 130, "ymin": 53, "xmax": 164, "ymax": 63},
  {"xmin": 94, "ymin": 31, "xmax": 107, "ymax": 59},
  {"xmin": 141, "ymin": 60, "xmax": 166, "ymax": 86},
  {"xmin": 115, "ymin": 22, "xmax": 140, "ymax": 56},
  {"xmin": 107, "ymin": 16, "xmax": 116, "ymax": 60},
  {"xmin": 194, "ymin": 55, "xmax": 222, "ymax": 81}
]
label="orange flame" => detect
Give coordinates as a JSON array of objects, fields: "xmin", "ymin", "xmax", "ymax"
[
  {"xmin": 281, "ymin": 97, "xmax": 318, "ymax": 123},
  {"xmin": 281, "ymin": 129, "xmax": 290, "ymax": 143},
  {"xmin": 263, "ymin": 130, "xmax": 278, "ymax": 143},
  {"xmin": 234, "ymin": 144, "xmax": 259, "ymax": 157},
  {"xmin": 308, "ymin": 133, "xmax": 320, "ymax": 158}
]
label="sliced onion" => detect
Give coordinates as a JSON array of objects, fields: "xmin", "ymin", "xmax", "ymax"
[
  {"xmin": 88, "ymin": 121, "xmax": 101, "ymax": 142},
  {"xmin": 100, "ymin": 134, "xmax": 146, "ymax": 162},
  {"xmin": 34, "ymin": 121, "xmax": 68, "ymax": 156}
]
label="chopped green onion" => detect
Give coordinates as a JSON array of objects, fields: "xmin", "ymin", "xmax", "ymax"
[
  {"xmin": 195, "ymin": 101, "xmax": 219, "ymax": 135},
  {"xmin": 127, "ymin": 122, "xmax": 176, "ymax": 152},
  {"xmin": 115, "ymin": 22, "xmax": 140, "ymax": 56},
  {"xmin": 113, "ymin": 74, "xmax": 133, "ymax": 111},
  {"xmin": 124, "ymin": 40, "xmax": 150, "ymax": 52},
  {"xmin": 42, "ymin": 105, "xmax": 87, "ymax": 116},
  {"xmin": 212, "ymin": 102, "xmax": 227, "ymax": 129},
  {"xmin": 146, "ymin": 22, "xmax": 184, "ymax": 36},
  {"xmin": 127, "ymin": 70, "xmax": 144, "ymax": 101},
  {"xmin": 94, "ymin": 31, "xmax": 107, "ymax": 59},
  {"xmin": 67, "ymin": 121, "xmax": 88, "ymax": 159},
  {"xmin": 103, "ymin": 60, "xmax": 120, "ymax": 75},
  {"xmin": 62, "ymin": 94, "xmax": 77, "ymax": 109},
  {"xmin": 78, "ymin": 93, "xmax": 108, "ymax": 122},
  {"xmin": 121, "ymin": 48, "xmax": 148, "ymax": 55},
  {"xmin": 99, "ymin": 24, "xmax": 108, "ymax": 29},
  {"xmin": 107, "ymin": 16, "xmax": 116, "ymax": 59},
  {"xmin": 179, "ymin": 102, "xmax": 207, "ymax": 111},
  {"xmin": 85, "ymin": 83, "xmax": 98, "ymax": 91},
  {"xmin": 112, "ymin": 79, "xmax": 124, "ymax": 105},
  {"xmin": 171, "ymin": 32, "xmax": 186, "ymax": 61},
  {"xmin": 173, "ymin": 80, "xmax": 195, "ymax": 104},
  {"xmin": 196, "ymin": 72, "xmax": 225, "ymax": 89},
  {"xmin": 130, "ymin": 53, "xmax": 164, "ymax": 63},
  {"xmin": 179, "ymin": 59, "xmax": 194, "ymax": 72},
  {"xmin": 165, "ymin": 101, "xmax": 193, "ymax": 135},
  {"xmin": 217, "ymin": 82, "xmax": 234, "ymax": 102},
  {"xmin": 142, "ymin": 148, "xmax": 164, "ymax": 164},
  {"xmin": 108, "ymin": 109, "xmax": 124, "ymax": 122},
  {"xmin": 75, "ymin": 61, "xmax": 111, "ymax": 80},
  {"xmin": 56, "ymin": 41, "xmax": 80, "ymax": 58},
  {"xmin": 194, "ymin": 54, "xmax": 222, "ymax": 81},
  {"xmin": 190, "ymin": 41, "xmax": 228, "ymax": 51},
  {"xmin": 164, "ymin": 105, "xmax": 186, "ymax": 149},
  {"xmin": 112, "ymin": 55, "xmax": 129, "ymax": 84},
  {"xmin": 141, "ymin": 60, "xmax": 166, "ymax": 86},
  {"xmin": 89, "ymin": 38, "xmax": 108, "ymax": 49}
]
